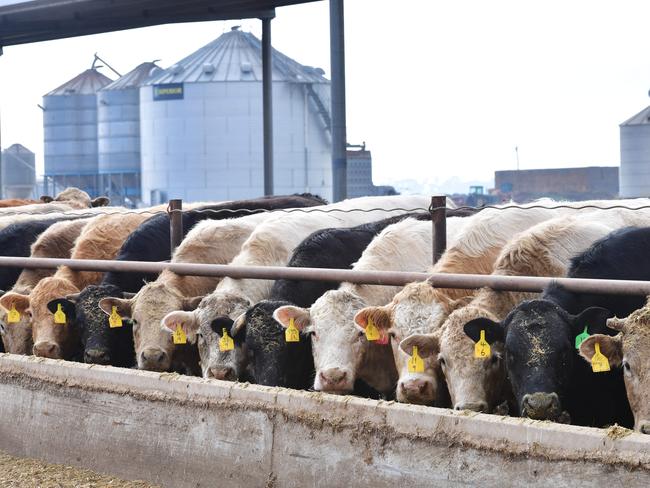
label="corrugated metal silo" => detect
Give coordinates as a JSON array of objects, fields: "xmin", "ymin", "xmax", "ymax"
[
  {"xmin": 97, "ymin": 62, "xmax": 161, "ymax": 205},
  {"xmin": 139, "ymin": 27, "xmax": 333, "ymax": 204},
  {"xmin": 620, "ymin": 105, "xmax": 650, "ymax": 197},
  {"xmin": 1, "ymin": 143, "xmax": 36, "ymax": 199},
  {"xmin": 42, "ymin": 68, "xmax": 112, "ymax": 197}
]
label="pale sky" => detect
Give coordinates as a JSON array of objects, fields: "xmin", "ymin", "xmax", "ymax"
[{"xmin": 2, "ymin": 0, "xmax": 650, "ymax": 191}]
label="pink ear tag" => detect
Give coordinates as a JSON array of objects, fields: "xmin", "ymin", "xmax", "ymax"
[{"xmin": 376, "ymin": 332, "xmax": 389, "ymax": 345}]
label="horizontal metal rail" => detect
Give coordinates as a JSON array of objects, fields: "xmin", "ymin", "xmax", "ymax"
[{"xmin": 0, "ymin": 256, "xmax": 649, "ymax": 296}]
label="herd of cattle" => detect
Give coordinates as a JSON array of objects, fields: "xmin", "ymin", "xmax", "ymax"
[{"xmin": 0, "ymin": 188, "xmax": 649, "ymax": 434}]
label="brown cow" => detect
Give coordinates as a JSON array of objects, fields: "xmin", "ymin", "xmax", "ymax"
[
  {"xmin": 0, "ymin": 212, "xmax": 150, "ymax": 360},
  {"xmin": 0, "ymin": 219, "xmax": 90, "ymax": 354},
  {"xmin": 580, "ymin": 310, "xmax": 650, "ymax": 433}
]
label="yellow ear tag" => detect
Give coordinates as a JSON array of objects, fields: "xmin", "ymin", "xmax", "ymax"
[
  {"xmin": 172, "ymin": 323, "xmax": 187, "ymax": 345},
  {"xmin": 285, "ymin": 317, "xmax": 300, "ymax": 343},
  {"xmin": 408, "ymin": 345, "xmax": 425, "ymax": 373},
  {"xmin": 474, "ymin": 329, "xmax": 491, "ymax": 358},
  {"xmin": 365, "ymin": 317, "xmax": 380, "ymax": 341},
  {"xmin": 109, "ymin": 306, "xmax": 123, "ymax": 328},
  {"xmin": 54, "ymin": 303, "xmax": 66, "ymax": 324},
  {"xmin": 591, "ymin": 342, "xmax": 610, "ymax": 373},
  {"xmin": 7, "ymin": 305, "xmax": 20, "ymax": 324},
  {"xmin": 219, "ymin": 328, "xmax": 234, "ymax": 352}
]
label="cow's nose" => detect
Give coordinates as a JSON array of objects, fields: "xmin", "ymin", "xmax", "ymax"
[
  {"xmin": 33, "ymin": 341, "xmax": 61, "ymax": 359},
  {"xmin": 640, "ymin": 422, "xmax": 650, "ymax": 435},
  {"xmin": 84, "ymin": 348, "xmax": 111, "ymax": 365},
  {"xmin": 320, "ymin": 368, "xmax": 347, "ymax": 386},
  {"xmin": 209, "ymin": 366, "xmax": 237, "ymax": 381},
  {"xmin": 454, "ymin": 401, "xmax": 488, "ymax": 412},
  {"xmin": 522, "ymin": 392, "xmax": 560, "ymax": 420},
  {"xmin": 400, "ymin": 378, "xmax": 429, "ymax": 395},
  {"xmin": 139, "ymin": 347, "xmax": 169, "ymax": 371}
]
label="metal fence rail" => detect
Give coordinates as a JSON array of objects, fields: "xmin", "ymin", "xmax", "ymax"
[{"xmin": 0, "ymin": 256, "xmax": 649, "ymax": 296}]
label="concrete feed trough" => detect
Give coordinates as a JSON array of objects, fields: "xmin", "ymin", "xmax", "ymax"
[{"xmin": 0, "ymin": 353, "xmax": 647, "ymax": 487}]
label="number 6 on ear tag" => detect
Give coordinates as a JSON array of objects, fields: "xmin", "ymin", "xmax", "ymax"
[
  {"xmin": 219, "ymin": 328, "xmax": 234, "ymax": 351},
  {"xmin": 474, "ymin": 329, "xmax": 491, "ymax": 358},
  {"xmin": 285, "ymin": 317, "xmax": 300, "ymax": 343}
]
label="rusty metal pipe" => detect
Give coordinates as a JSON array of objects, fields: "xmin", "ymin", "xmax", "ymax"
[{"xmin": 0, "ymin": 256, "xmax": 649, "ymax": 296}]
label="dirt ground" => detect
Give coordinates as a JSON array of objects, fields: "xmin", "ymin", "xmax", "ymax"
[{"xmin": 0, "ymin": 451, "xmax": 158, "ymax": 488}]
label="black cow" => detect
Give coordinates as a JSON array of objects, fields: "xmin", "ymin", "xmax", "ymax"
[
  {"xmin": 464, "ymin": 226, "xmax": 648, "ymax": 427},
  {"xmin": 230, "ymin": 213, "xmax": 432, "ymax": 391},
  {"xmin": 74, "ymin": 193, "xmax": 326, "ymax": 368},
  {"xmin": 102, "ymin": 193, "xmax": 327, "ymax": 292},
  {"xmin": 0, "ymin": 218, "xmax": 73, "ymax": 291}
]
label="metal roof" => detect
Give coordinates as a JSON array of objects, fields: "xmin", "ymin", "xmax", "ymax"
[
  {"xmin": 620, "ymin": 105, "xmax": 650, "ymax": 126},
  {"xmin": 45, "ymin": 68, "xmax": 113, "ymax": 96},
  {"xmin": 101, "ymin": 62, "xmax": 162, "ymax": 91},
  {"xmin": 0, "ymin": 0, "xmax": 319, "ymax": 48},
  {"xmin": 146, "ymin": 28, "xmax": 328, "ymax": 84}
]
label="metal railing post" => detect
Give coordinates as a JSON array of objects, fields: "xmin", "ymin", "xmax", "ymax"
[
  {"xmin": 431, "ymin": 195, "xmax": 447, "ymax": 264},
  {"xmin": 168, "ymin": 199, "xmax": 183, "ymax": 253}
]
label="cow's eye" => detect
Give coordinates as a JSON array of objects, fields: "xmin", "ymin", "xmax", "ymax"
[
  {"xmin": 438, "ymin": 356, "xmax": 446, "ymax": 367},
  {"xmin": 623, "ymin": 361, "xmax": 631, "ymax": 373},
  {"xmin": 489, "ymin": 355, "xmax": 500, "ymax": 366},
  {"xmin": 309, "ymin": 331, "xmax": 317, "ymax": 339},
  {"xmin": 357, "ymin": 330, "xmax": 364, "ymax": 338}
]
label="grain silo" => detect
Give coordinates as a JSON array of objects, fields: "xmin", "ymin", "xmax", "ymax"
[
  {"xmin": 1, "ymin": 143, "xmax": 36, "ymax": 198},
  {"xmin": 139, "ymin": 27, "xmax": 332, "ymax": 204},
  {"xmin": 97, "ymin": 62, "xmax": 161, "ymax": 205},
  {"xmin": 620, "ymin": 104, "xmax": 650, "ymax": 197},
  {"xmin": 42, "ymin": 68, "xmax": 112, "ymax": 197}
]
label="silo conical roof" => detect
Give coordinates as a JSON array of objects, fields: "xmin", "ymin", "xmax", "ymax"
[
  {"xmin": 620, "ymin": 105, "xmax": 650, "ymax": 126},
  {"xmin": 145, "ymin": 28, "xmax": 329, "ymax": 85},
  {"xmin": 45, "ymin": 68, "xmax": 113, "ymax": 96},
  {"xmin": 102, "ymin": 62, "xmax": 162, "ymax": 91}
]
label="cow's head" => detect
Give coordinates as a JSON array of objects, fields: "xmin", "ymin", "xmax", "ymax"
[
  {"xmin": 464, "ymin": 299, "xmax": 611, "ymax": 422},
  {"xmin": 353, "ymin": 282, "xmax": 455, "ymax": 406},
  {"xmin": 579, "ymin": 309, "xmax": 650, "ymax": 434},
  {"xmin": 68, "ymin": 284, "xmax": 134, "ymax": 366},
  {"xmin": 0, "ymin": 292, "xmax": 33, "ymax": 354},
  {"xmin": 7, "ymin": 277, "xmax": 82, "ymax": 359},
  {"xmin": 437, "ymin": 305, "xmax": 508, "ymax": 413},
  {"xmin": 99, "ymin": 281, "xmax": 203, "ymax": 372},
  {"xmin": 161, "ymin": 290, "xmax": 252, "ymax": 381},
  {"xmin": 231, "ymin": 300, "xmax": 313, "ymax": 388},
  {"xmin": 274, "ymin": 289, "xmax": 372, "ymax": 395}
]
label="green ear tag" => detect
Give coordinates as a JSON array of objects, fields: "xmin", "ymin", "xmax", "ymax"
[{"xmin": 575, "ymin": 326, "xmax": 589, "ymax": 350}]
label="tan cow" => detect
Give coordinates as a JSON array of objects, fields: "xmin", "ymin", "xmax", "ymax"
[
  {"xmin": 0, "ymin": 212, "xmax": 151, "ymax": 360},
  {"xmin": 408, "ymin": 209, "xmax": 650, "ymax": 414},
  {"xmin": 580, "ymin": 310, "xmax": 650, "ymax": 433},
  {"xmin": 98, "ymin": 212, "xmax": 273, "ymax": 373},
  {"xmin": 0, "ymin": 218, "xmax": 90, "ymax": 354},
  {"xmin": 0, "ymin": 187, "xmax": 109, "ymax": 215}
]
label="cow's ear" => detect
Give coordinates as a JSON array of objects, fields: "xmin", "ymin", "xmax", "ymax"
[
  {"xmin": 354, "ymin": 306, "xmax": 392, "ymax": 332},
  {"xmin": 0, "ymin": 292, "xmax": 30, "ymax": 315},
  {"xmin": 40, "ymin": 195, "xmax": 53, "ymax": 203},
  {"xmin": 579, "ymin": 334, "xmax": 623, "ymax": 367},
  {"xmin": 182, "ymin": 296, "xmax": 203, "ymax": 311},
  {"xmin": 606, "ymin": 317, "xmax": 627, "ymax": 332},
  {"xmin": 91, "ymin": 196, "xmax": 110, "ymax": 207},
  {"xmin": 161, "ymin": 310, "xmax": 200, "ymax": 344},
  {"xmin": 230, "ymin": 312, "xmax": 247, "ymax": 338},
  {"xmin": 47, "ymin": 299, "xmax": 76, "ymax": 323},
  {"xmin": 571, "ymin": 307, "xmax": 613, "ymax": 336},
  {"xmin": 64, "ymin": 292, "xmax": 81, "ymax": 303},
  {"xmin": 273, "ymin": 306, "xmax": 310, "ymax": 332},
  {"xmin": 98, "ymin": 297, "xmax": 132, "ymax": 318},
  {"xmin": 463, "ymin": 318, "xmax": 504, "ymax": 345},
  {"xmin": 399, "ymin": 333, "xmax": 439, "ymax": 358}
]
